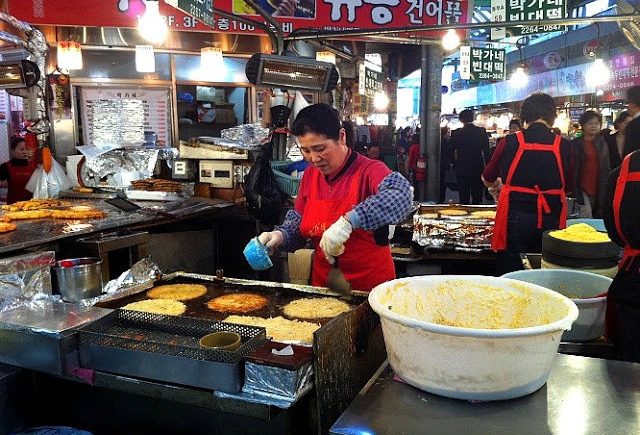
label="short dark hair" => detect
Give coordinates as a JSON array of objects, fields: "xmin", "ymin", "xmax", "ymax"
[
  {"xmin": 509, "ymin": 119, "xmax": 522, "ymax": 129},
  {"xmin": 459, "ymin": 109, "xmax": 474, "ymax": 123},
  {"xmin": 520, "ymin": 93, "xmax": 556, "ymax": 125},
  {"xmin": 341, "ymin": 120, "xmax": 355, "ymax": 149},
  {"xmin": 579, "ymin": 110, "xmax": 602, "ymax": 127},
  {"xmin": 614, "ymin": 110, "xmax": 632, "ymax": 128},
  {"xmin": 9, "ymin": 136, "xmax": 25, "ymax": 150},
  {"xmin": 291, "ymin": 103, "xmax": 341, "ymax": 140},
  {"xmin": 627, "ymin": 85, "xmax": 640, "ymax": 106}
]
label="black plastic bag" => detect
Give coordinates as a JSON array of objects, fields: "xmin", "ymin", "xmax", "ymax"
[{"xmin": 245, "ymin": 140, "xmax": 285, "ymax": 225}]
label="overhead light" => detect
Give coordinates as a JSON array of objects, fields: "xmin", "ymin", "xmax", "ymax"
[
  {"xmin": 138, "ymin": 0, "xmax": 167, "ymax": 44},
  {"xmin": 587, "ymin": 58, "xmax": 610, "ymax": 87},
  {"xmin": 373, "ymin": 92, "xmax": 389, "ymax": 111},
  {"xmin": 245, "ymin": 53, "xmax": 339, "ymax": 93},
  {"xmin": 510, "ymin": 66, "xmax": 529, "ymax": 88},
  {"xmin": 596, "ymin": 89, "xmax": 604, "ymax": 96},
  {"xmin": 135, "ymin": 45, "xmax": 155, "ymax": 73},
  {"xmin": 316, "ymin": 51, "xmax": 336, "ymax": 65},
  {"xmin": 201, "ymin": 47, "xmax": 224, "ymax": 70},
  {"xmin": 442, "ymin": 30, "xmax": 461, "ymax": 52},
  {"xmin": 57, "ymin": 41, "xmax": 83, "ymax": 70}
]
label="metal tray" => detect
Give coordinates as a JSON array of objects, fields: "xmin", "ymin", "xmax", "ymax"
[{"xmin": 78, "ymin": 309, "xmax": 266, "ymax": 392}]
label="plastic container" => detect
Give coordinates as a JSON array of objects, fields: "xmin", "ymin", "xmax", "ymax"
[
  {"xmin": 53, "ymin": 258, "xmax": 103, "ymax": 303},
  {"xmin": 199, "ymin": 332, "xmax": 242, "ymax": 351},
  {"xmin": 369, "ymin": 275, "xmax": 578, "ymax": 401},
  {"xmin": 567, "ymin": 218, "xmax": 606, "ymax": 232},
  {"xmin": 243, "ymin": 237, "xmax": 273, "ymax": 271},
  {"xmin": 502, "ymin": 269, "xmax": 612, "ymax": 342},
  {"xmin": 271, "ymin": 160, "xmax": 302, "ymax": 197}
]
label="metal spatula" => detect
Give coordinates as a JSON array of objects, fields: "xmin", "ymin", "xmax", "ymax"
[{"xmin": 326, "ymin": 257, "xmax": 351, "ymax": 295}]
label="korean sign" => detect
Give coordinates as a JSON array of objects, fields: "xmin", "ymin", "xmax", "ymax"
[
  {"xmin": 9, "ymin": 0, "xmax": 470, "ymax": 36},
  {"xmin": 490, "ymin": 0, "xmax": 566, "ymax": 40},
  {"xmin": 459, "ymin": 46, "xmax": 506, "ymax": 81},
  {"xmin": 165, "ymin": 0, "xmax": 214, "ymax": 27},
  {"xmin": 359, "ymin": 64, "xmax": 383, "ymax": 97}
]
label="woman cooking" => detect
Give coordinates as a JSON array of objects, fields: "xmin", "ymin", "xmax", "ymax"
[
  {"xmin": 603, "ymin": 149, "xmax": 640, "ymax": 362},
  {"xmin": 0, "ymin": 136, "xmax": 35, "ymax": 204},
  {"xmin": 482, "ymin": 93, "xmax": 574, "ymax": 275},
  {"xmin": 255, "ymin": 103, "xmax": 413, "ymax": 291}
]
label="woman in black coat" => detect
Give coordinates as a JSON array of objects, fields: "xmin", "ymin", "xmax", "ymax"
[{"xmin": 604, "ymin": 111, "xmax": 632, "ymax": 169}]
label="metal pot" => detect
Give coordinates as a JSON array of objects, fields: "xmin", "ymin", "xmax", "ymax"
[{"xmin": 53, "ymin": 258, "xmax": 103, "ymax": 303}]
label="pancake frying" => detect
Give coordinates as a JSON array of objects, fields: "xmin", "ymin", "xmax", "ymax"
[
  {"xmin": 207, "ymin": 293, "xmax": 268, "ymax": 314},
  {"xmin": 282, "ymin": 297, "xmax": 351, "ymax": 320},
  {"xmin": 146, "ymin": 283, "xmax": 208, "ymax": 301},
  {"xmin": 3, "ymin": 210, "xmax": 52, "ymax": 220},
  {"xmin": 470, "ymin": 210, "xmax": 497, "ymax": 219},
  {"xmin": 49, "ymin": 207, "xmax": 106, "ymax": 219},
  {"xmin": 224, "ymin": 315, "xmax": 320, "ymax": 345},
  {"xmin": 0, "ymin": 222, "xmax": 16, "ymax": 233},
  {"xmin": 122, "ymin": 299, "xmax": 186, "ymax": 316},
  {"xmin": 438, "ymin": 209, "xmax": 468, "ymax": 216}
]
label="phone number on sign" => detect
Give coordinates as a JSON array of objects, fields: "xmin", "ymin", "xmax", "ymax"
[{"xmin": 520, "ymin": 25, "xmax": 564, "ymax": 34}]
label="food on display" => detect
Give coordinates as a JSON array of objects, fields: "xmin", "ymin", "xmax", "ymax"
[
  {"xmin": 130, "ymin": 178, "xmax": 183, "ymax": 193},
  {"xmin": 224, "ymin": 315, "xmax": 320, "ymax": 345},
  {"xmin": 1, "ymin": 199, "xmax": 71, "ymax": 211},
  {"xmin": 438, "ymin": 209, "xmax": 468, "ymax": 216},
  {"xmin": 470, "ymin": 210, "xmax": 497, "ymax": 219},
  {"xmin": 122, "ymin": 299, "xmax": 187, "ymax": 316},
  {"xmin": 0, "ymin": 222, "xmax": 17, "ymax": 233},
  {"xmin": 282, "ymin": 297, "xmax": 350, "ymax": 320},
  {"xmin": 50, "ymin": 206, "xmax": 106, "ymax": 220},
  {"xmin": 207, "ymin": 293, "xmax": 269, "ymax": 313},
  {"xmin": 549, "ymin": 223, "xmax": 611, "ymax": 243},
  {"xmin": 1, "ymin": 200, "xmax": 106, "ymax": 221},
  {"xmin": 146, "ymin": 283, "xmax": 208, "ymax": 301},
  {"xmin": 3, "ymin": 210, "xmax": 53, "ymax": 220}
]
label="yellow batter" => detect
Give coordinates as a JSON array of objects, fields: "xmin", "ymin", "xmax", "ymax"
[{"xmin": 549, "ymin": 223, "xmax": 611, "ymax": 243}]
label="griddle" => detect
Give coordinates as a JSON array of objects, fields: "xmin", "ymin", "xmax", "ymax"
[{"xmin": 96, "ymin": 275, "xmax": 357, "ymax": 325}]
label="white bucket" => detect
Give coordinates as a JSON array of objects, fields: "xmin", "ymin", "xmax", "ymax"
[{"xmin": 369, "ymin": 275, "xmax": 578, "ymax": 401}]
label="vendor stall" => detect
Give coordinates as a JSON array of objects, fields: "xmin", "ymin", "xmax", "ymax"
[{"xmin": 330, "ymin": 355, "xmax": 640, "ymax": 434}]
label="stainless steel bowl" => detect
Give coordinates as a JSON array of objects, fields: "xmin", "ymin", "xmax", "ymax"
[{"xmin": 53, "ymin": 257, "xmax": 103, "ymax": 303}]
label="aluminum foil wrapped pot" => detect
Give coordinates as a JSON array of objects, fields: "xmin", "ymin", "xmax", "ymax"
[{"xmin": 369, "ymin": 276, "xmax": 578, "ymax": 401}]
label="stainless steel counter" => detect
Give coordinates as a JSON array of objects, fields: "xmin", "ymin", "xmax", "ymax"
[
  {"xmin": 331, "ymin": 355, "xmax": 640, "ymax": 435},
  {"xmin": 0, "ymin": 198, "xmax": 233, "ymax": 254}
]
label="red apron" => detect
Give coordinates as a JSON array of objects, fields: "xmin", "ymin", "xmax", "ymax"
[
  {"xmin": 299, "ymin": 166, "xmax": 395, "ymax": 292},
  {"xmin": 6, "ymin": 160, "xmax": 34, "ymax": 204},
  {"xmin": 492, "ymin": 132, "xmax": 567, "ymax": 251},
  {"xmin": 606, "ymin": 153, "xmax": 640, "ymax": 341}
]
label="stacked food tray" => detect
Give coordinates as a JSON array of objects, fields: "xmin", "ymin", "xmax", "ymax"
[
  {"xmin": 412, "ymin": 204, "xmax": 497, "ymax": 252},
  {"xmin": 78, "ymin": 309, "xmax": 266, "ymax": 392}
]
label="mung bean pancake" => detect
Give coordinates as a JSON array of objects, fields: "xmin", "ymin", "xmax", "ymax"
[
  {"xmin": 224, "ymin": 315, "xmax": 319, "ymax": 345},
  {"xmin": 207, "ymin": 293, "xmax": 268, "ymax": 313},
  {"xmin": 282, "ymin": 297, "xmax": 350, "ymax": 320},
  {"xmin": 147, "ymin": 283, "xmax": 208, "ymax": 301},
  {"xmin": 122, "ymin": 299, "xmax": 187, "ymax": 316}
]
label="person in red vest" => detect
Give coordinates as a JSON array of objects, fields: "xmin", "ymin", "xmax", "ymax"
[
  {"xmin": 482, "ymin": 93, "xmax": 574, "ymax": 275},
  {"xmin": 602, "ymin": 149, "xmax": 640, "ymax": 362},
  {"xmin": 255, "ymin": 103, "xmax": 413, "ymax": 292},
  {"xmin": 0, "ymin": 136, "xmax": 35, "ymax": 204}
]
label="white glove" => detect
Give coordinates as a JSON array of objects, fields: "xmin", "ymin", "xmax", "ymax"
[
  {"xmin": 258, "ymin": 230, "xmax": 284, "ymax": 254},
  {"xmin": 319, "ymin": 216, "xmax": 353, "ymax": 264}
]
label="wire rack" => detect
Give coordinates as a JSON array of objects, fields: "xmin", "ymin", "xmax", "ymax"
[{"xmin": 78, "ymin": 309, "xmax": 266, "ymax": 364}]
